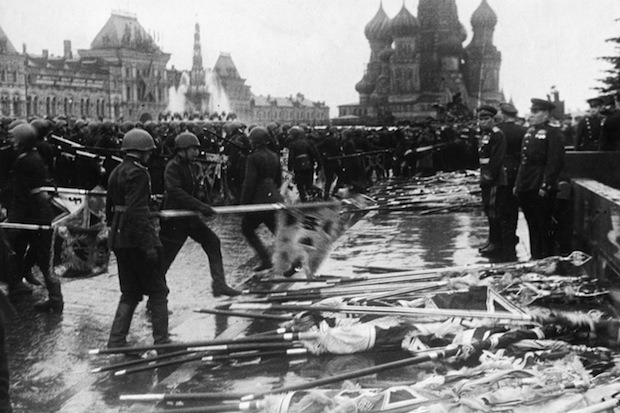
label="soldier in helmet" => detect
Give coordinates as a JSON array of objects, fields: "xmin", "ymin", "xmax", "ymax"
[
  {"xmin": 316, "ymin": 126, "xmax": 341, "ymax": 199},
  {"xmin": 158, "ymin": 132, "xmax": 240, "ymax": 297},
  {"xmin": 287, "ymin": 126, "xmax": 321, "ymax": 201},
  {"xmin": 105, "ymin": 129, "xmax": 170, "ymax": 348},
  {"xmin": 223, "ymin": 121, "xmax": 251, "ymax": 204},
  {"xmin": 241, "ymin": 126, "xmax": 284, "ymax": 272},
  {"xmin": 6, "ymin": 124, "xmax": 63, "ymax": 312}
]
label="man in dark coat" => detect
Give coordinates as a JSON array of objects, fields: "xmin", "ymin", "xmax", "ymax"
[
  {"xmin": 158, "ymin": 132, "xmax": 239, "ymax": 297},
  {"xmin": 496, "ymin": 103, "xmax": 527, "ymax": 260},
  {"xmin": 600, "ymin": 94, "xmax": 620, "ymax": 151},
  {"xmin": 316, "ymin": 127, "xmax": 341, "ymax": 199},
  {"xmin": 575, "ymin": 97, "xmax": 603, "ymax": 151},
  {"xmin": 240, "ymin": 127, "xmax": 284, "ymax": 272},
  {"xmin": 515, "ymin": 98, "xmax": 565, "ymax": 259},
  {"xmin": 105, "ymin": 129, "xmax": 170, "ymax": 348},
  {"xmin": 6, "ymin": 124, "xmax": 63, "ymax": 313},
  {"xmin": 476, "ymin": 106, "xmax": 508, "ymax": 259},
  {"xmin": 287, "ymin": 126, "xmax": 320, "ymax": 201}
]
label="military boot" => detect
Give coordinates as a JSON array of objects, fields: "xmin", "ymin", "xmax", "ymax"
[
  {"xmin": 148, "ymin": 297, "xmax": 170, "ymax": 345},
  {"xmin": 34, "ymin": 281, "xmax": 63, "ymax": 313},
  {"xmin": 107, "ymin": 302, "xmax": 137, "ymax": 348}
]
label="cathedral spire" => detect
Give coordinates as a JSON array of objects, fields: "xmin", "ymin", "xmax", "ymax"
[{"xmin": 192, "ymin": 21, "xmax": 203, "ymax": 72}]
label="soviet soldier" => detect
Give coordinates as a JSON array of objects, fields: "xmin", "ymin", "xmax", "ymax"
[
  {"xmin": 158, "ymin": 132, "xmax": 240, "ymax": 297},
  {"xmin": 6, "ymin": 124, "xmax": 63, "ymax": 312},
  {"xmin": 240, "ymin": 127, "xmax": 284, "ymax": 272},
  {"xmin": 105, "ymin": 129, "xmax": 170, "ymax": 348},
  {"xmin": 515, "ymin": 99, "xmax": 565, "ymax": 259},
  {"xmin": 476, "ymin": 106, "xmax": 508, "ymax": 259},
  {"xmin": 287, "ymin": 126, "xmax": 320, "ymax": 201},
  {"xmin": 496, "ymin": 103, "xmax": 527, "ymax": 260},
  {"xmin": 575, "ymin": 97, "xmax": 603, "ymax": 151}
]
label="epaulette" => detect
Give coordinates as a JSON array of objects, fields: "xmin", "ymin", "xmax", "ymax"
[{"xmin": 132, "ymin": 160, "xmax": 149, "ymax": 171}]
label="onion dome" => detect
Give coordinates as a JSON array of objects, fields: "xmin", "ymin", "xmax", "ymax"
[
  {"xmin": 471, "ymin": 0, "xmax": 497, "ymax": 27},
  {"xmin": 364, "ymin": 3, "xmax": 392, "ymax": 41},
  {"xmin": 355, "ymin": 76, "xmax": 375, "ymax": 95},
  {"xmin": 379, "ymin": 48, "xmax": 394, "ymax": 63},
  {"xmin": 389, "ymin": 5, "xmax": 419, "ymax": 38}
]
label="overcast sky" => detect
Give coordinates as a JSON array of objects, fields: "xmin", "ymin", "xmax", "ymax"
[{"xmin": 1, "ymin": 0, "xmax": 619, "ymax": 116}]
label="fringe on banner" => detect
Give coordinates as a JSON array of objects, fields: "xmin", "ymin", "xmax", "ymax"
[
  {"xmin": 274, "ymin": 204, "xmax": 341, "ymax": 278},
  {"xmin": 53, "ymin": 186, "xmax": 110, "ymax": 278}
]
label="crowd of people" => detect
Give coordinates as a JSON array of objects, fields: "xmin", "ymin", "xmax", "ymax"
[{"xmin": 0, "ymin": 93, "xmax": 618, "ymax": 411}]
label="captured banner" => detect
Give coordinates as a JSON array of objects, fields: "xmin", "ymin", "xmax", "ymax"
[
  {"xmin": 273, "ymin": 203, "xmax": 342, "ymax": 278},
  {"xmin": 51, "ymin": 187, "xmax": 110, "ymax": 278}
]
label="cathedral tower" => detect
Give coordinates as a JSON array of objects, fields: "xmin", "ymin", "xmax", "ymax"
[{"xmin": 465, "ymin": 0, "xmax": 502, "ymax": 106}]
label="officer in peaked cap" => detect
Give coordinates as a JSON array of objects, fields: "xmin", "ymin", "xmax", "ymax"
[
  {"xmin": 514, "ymin": 98, "xmax": 565, "ymax": 259},
  {"xmin": 497, "ymin": 103, "xmax": 527, "ymax": 260},
  {"xmin": 575, "ymin": 97, "xmax": 603, "ymax": 151},
  {"xmin": 499, "ymin": 103, "xmax": 518, "ymax": 117},
  {"xmin": 600, "ymin": 93, "xmax": 620, "ymax": 151},
  {"xmin": 476, "ymin": 105, "xmax": 508, "ymax": 259}
]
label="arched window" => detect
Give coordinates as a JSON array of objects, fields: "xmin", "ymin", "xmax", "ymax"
[
  {"xmin": 85, "ymin": 98, "xmax": 90, "ymax": 116},
  {"xmin": 0, "ymin": 94, "xmax": 9, "ymax": 116},
  {"xmin": 26, "ymin": 95, "xmax": 32, "ymax": 116},
  {"xmin": 12, "ymin": 94, "xmax": 20, "ymax": 117},
  {"xmin": 64, "ymin": 97, "xmax": 69, "ymax": 116},
  {"xmin": 46, "ymin": 96, "xmax": 51, "ymax": 116},
  {"xmin": 100, "ymin": 99, "xmax": 105, "ymax": 118},
  {"xmin": 33, "ymin": 96, "xmax": 38, "ymax": 115},
  {"xmin": 51, "ymin": 96, "xmax": 57, "ymax": 116},
  {"xmin": 68, "ymin": 96, "xmax": 73, "ymax": 116}
]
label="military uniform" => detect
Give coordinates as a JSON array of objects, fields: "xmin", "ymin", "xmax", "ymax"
[
  {"xmin": 158, "ymin": 154, "xmax": 236, "ymax": 296},
  {"xmin": 106, "ymin": 155, "xmax": 169, "ymax": 347},
  {"xmin": 515, "ymin": 116, "xmax": 565, "ymax": 259},
  {"xmin": 600, "ymin": 110, "xmax": 620, "ymax": 151},
  {"xmin": 7, "ymin": 147, "xmax": 63, "ymax": 311},
  {"xmin": 497, "ymin": 113, "xmax": 527, "ymax": 257},
  {"xmin": 288, "ymin": 133, "xmax": 320, "ymax": 201},
  {"xmin": 478, "ymin": 121, "xmax": 508, "ymax": 257},
  {"xmin": 316, "ymin": 131, "xmax": 341, "ymax": 199},
  {"xmin": 575, "ymin": 115, "xmax": 602, "ymax": 151},
  {"xmin": 240, "ymin": 145, "xmax": 283, "ymax": 269}
]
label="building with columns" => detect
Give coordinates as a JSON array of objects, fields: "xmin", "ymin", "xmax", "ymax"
[
  {"xmin": 0, "ymin": 11, "xmax": 169, "ymax": 122},
  {"xmin": 338, "ymin": 0, "xmax": 503, "ymax": 124}
]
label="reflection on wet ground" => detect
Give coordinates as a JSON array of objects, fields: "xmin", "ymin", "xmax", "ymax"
[{"xmin": 5, "ymin": 181, "xmax": 531, "ymax": 412}]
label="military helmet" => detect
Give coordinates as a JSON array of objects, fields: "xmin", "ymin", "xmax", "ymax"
[
  {"xmin": 120, "ymin": 121, "xmax": 135, "ymax": 134},
  {"xmin": 30, "ymin": 118, "xmax": 51, "ymax": 139},
  {"xmin": 248, "ymin": 126, "xmax": 271, "ymax": 147},
  {"xmin": 224, "ymin": 121, "xmax": 244, "ymax": 136},
  {"xmin": 10, "ymin": 124, "xmax": 38, "ymax": 149},
  {"xmin": 121, "ymin": 128, "xmax": 156, "ymax": 152},
  {"xmin": 175, "ymin": 132, "xmax": 201, "ymax": 149},
  {"xmin": 8, "ymin": 119, "xmax": 25, "ymax": 131},
  {"xmin": 288, "ymin": 126, "xmax": 305, "ymax": 140}
]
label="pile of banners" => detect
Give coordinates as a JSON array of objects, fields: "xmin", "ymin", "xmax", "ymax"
[
  {"xmin": 91, "ymin": 250, "xmax": 620, "ymax": 413},
  {"xmin": 370, "ymin": 171, "xmax": 481, "ymax": 214}
]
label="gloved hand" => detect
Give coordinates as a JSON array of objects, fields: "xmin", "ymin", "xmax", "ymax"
[{"xmin": 200, "ymin": 205, "xmax": 216, "ymax": 217}]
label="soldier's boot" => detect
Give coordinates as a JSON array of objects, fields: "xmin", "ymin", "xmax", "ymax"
[
  {"xmin": 245, "ymin": 232, "xmax": 273, "ymax": 272},
  {"xmin": 34, "ymin": 281, "xmax": 63, "ymax": 313},
  {"xmin": 211, "ymin": 275, "xmax": 241, "ymax": 297},
  {"xmin": 107, "ymin": 302, "xmax": 137, "ymax": 348},
  {"xmin": 148, "ymin": 297, "xmax": 172, "ymax": 355},
  {"xmin": 499, "ymin": 220, "xmax": 518, "ymax": 262},
  {"xmin": 480, "ymin": 220, "xmax": 503, "ymax": 256}
]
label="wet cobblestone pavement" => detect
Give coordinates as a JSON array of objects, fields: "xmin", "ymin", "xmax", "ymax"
[{"xmin": 5, "ymin": 180, "xmax": 531, "ymax": 412}]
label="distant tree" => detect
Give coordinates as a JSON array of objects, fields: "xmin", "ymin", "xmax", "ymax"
[{"xmin": 597, "ymin": 19, "xmax": 620, "ymax": 94}]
